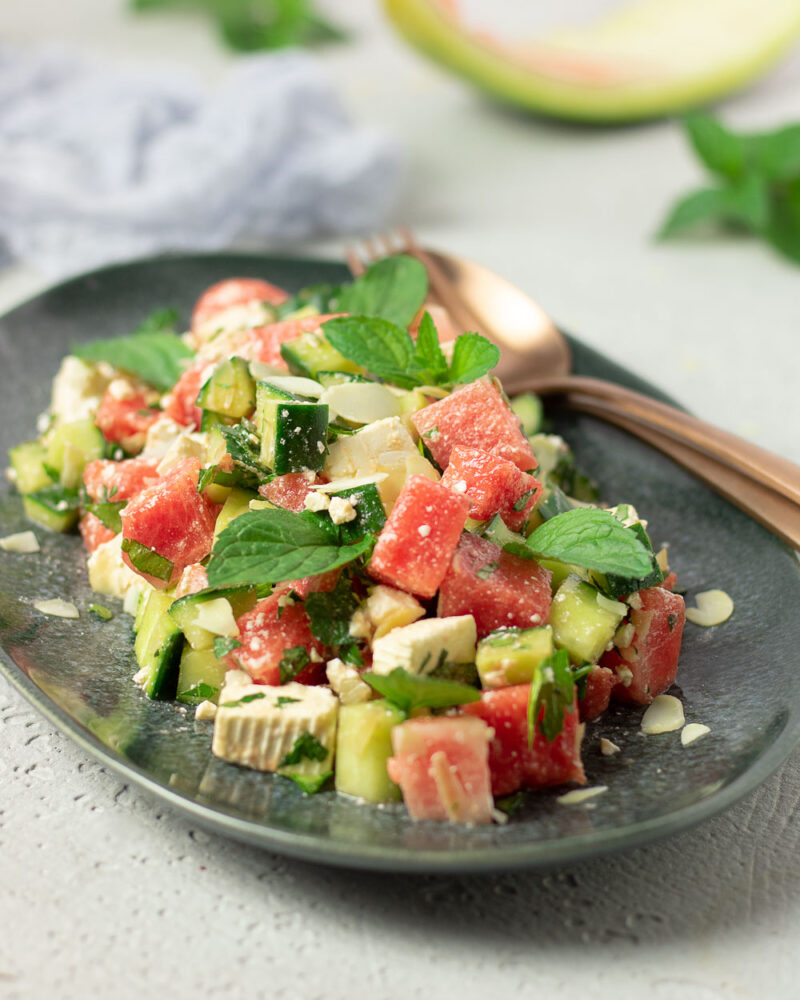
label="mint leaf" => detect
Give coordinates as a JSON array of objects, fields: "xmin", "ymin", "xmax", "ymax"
[
  {"xmin": 218, "ymin": 419, "xmax": 273, "ymax": 487},
  {"xmin": 322, "ymin": 316, "xmax": 419, "ymax": 388},
  {"xmin": 221, "ymin": 692, "xmax": 267, "ymax": 708},
  {"xmin": 73, "ymin": 309, "xmax": 193, "ymax": 392},
  {"xmin": 179, "ymin": 682, "xmax": 219, "ymax": 704},
  {"xmin": 277, "ymin": 282, "xmax": 342, "ymax": 318},
  {"xmin": 338, "ymin": 255, "xmax": 428, "ymax": 328},
  {"xmin": 658, "ymin": 175, "xmax": 770, "ymax": 238},
  {"xmin": 448, "ymin": 332, "xmax": 500, "ymax": 384},
  {"xmin": 206, "ymin": 507, "xmax": 374, "ymax": 587},
  {"xmin": 305, "ymin": 573, "xmax": 359, "ymax": 647},
  {"xmin": 683, "ymin": 112, "xmax": 745, "ymax": 180},
  {"xmin": 279, "ymin": 731, "xmax": 328, "ymax": 767},
  {"xmin": 121, "ymin": 537, "xmax": 174, "ymax": 582},
  {"xmin": 213, "ymin": 635, "xmax": 241, "ymax": 658},
  {"xmin": 278, "ymin": 645, "xmax": 311, "ymax": 683},
  {"xmin": 750, "ymin": 125, "xmax": 800, "ymax": 182},
  {"xmin": 362, "ymin": 667, "xmax": 481, "ymax": 714},
  {"xmin": 284, "ymin": 771, "xmax": 332, "ymax": 794},
  {"xmin": 83, "ymin": 498, "xmax": 126, "ymax": 534},
  {"xmin": 88, "ymin": 603, "xmax": 113, "ymax": 621},
  {"xmin": 277, "ymin": 696, "xmax": 301, "ymax": 708},
  {"xmin": 414, "ymin": 310, "xmax": 449, "ymax": 381},
  {"xmin": 526, "ymin": 508, "xmax": 653, "ymax": 578},
  {"xmin": 527, "ymin": 648, "xmax": 575, "ymax": 746}
]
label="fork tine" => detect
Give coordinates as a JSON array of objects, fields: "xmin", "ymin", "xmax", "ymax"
[{"xmin": 345, "ymin": 245, "xmax": 366, "ymax": 278}]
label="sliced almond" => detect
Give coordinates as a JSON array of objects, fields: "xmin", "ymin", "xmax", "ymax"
[
  {"xmin": 600, "ymin": 738, "xmax": 621, "ymax": 756},
  {"xmin": 0, "ymin": 531, "xmax": 40, "ymax": 553},
  {"xmin": 557, "ymin": 785, "xmax": 608, "ymax": 805},
  {"xmin": 34, "ymin": 598, "xmax": 79, "ymax": 619},
  {"xmin": 681, "ymin": 723, "xmax": 710, "ymax": 746},
  {"xmin": 685, "ymin": 589, "xmax": 734, "ymax": 627},
  {"xmin": 641, "ymin": 694, "xmax": 685, "ymax": 734}
]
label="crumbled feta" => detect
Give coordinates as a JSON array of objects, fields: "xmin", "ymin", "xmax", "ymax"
[
  {"xmin": 348, "ymin": 608, "xmax": 372, "ymax": 640},
  {"xmin": 193, "ymin": 598, "xmax": 238, "ymax": 637},
  {"xmin": 681, "ymin": 723, "xmax": 710, "ymax": 746},
  {"xmin": 0, "ymin": 531, "xmax": 40, "ymax": 553},
  {"xmin": 557, "ymin": 786, "xmax": 608, "ymax": 806},
  {"xmin": 641, "ymin": 694, "xmax": 685, "ymax": 735},
  {"xmin": 156, "ymin": 429, "xmax": 209, "ymax": 477},
  {"xmin": 49, "ymin": 356, "xmax": 114, "ymax": 423},
  {"xmin": 417, "ymin": 524, "xmax": 431, "ymax": 538},
  {"xmin": 304, "ymin": 491, "xmax": 330, "ymax": 513},
  {"xmin": 600, "ymin": 738, "xmax": 621, "ymax": 756},
  {"xmin": 34, "ymin": 598, "xmax": 79, "ymax": 619},
  {"xmin": 142, "ymin": 417, "xmax": 188, "ymax": 460},
  {"xmin": 326, "ymin": 658, "xmax": 372, "ymax": 706},
  {"xmin": 328, "ymin": 496, "xmax": 358, "ymax": 524},
  {"xmin": 685, "ymin": 589, "xmax": 734, "ymax": 627},
  {"xmin": 195, "ymin": 700, "xmax": 218, "ymax": 721},
  {"xmin": 87, "ymin": 533, "xmax": 143, "ymax": 600},
  {"xmin": 451, "ymin": 480, "xmax": 468, "ymax": 494}
]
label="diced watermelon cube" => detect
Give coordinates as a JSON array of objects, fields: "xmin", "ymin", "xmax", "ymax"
[
  {"xmin": 120, "ymin": 457, "xmax": 219, "ymax": 589},
  {"xmin": 276, "ymin": 570, "xmax": 340, "ymax": 601},
  {"xmin": 437, "ymin": 532, "xmax": 552, "ymax": 638},
  {"xmin": 95, "ymin": 388, "xmax": 160, "ymax": 451},
  {"xmin": 79, "ymin": 513, "xmax": 116, "ymax": 553},
  {"xmin": 462, "ymin": 684, "xmax": 586, "ymax": 796},
  {"xmin": 259, "ymin": 473, "xmax": 317, "ymax": 513},
  {"xmin": 367, "ymin": 475, "xmax": 469, "ymax": 598},
  {"xmin": 579, "ymin": 665, "xmax": 615, "ymax": 721},
  {"xmin": 412, "ymin": 380, "xmax": 536, "ymax": 472},
  {"xmin": 163, "ymin": 363, "xmax": 206, "ymax": 429},
  {"xmin": 83, "ymin": 456, "xmax": 161, "ymax": 503},
  {"xmin": 191, "ymin": 277, "xmax": 289, "ymax": 335},
  {"xmin": 237, "ymin": 314, "xmax": 343, "ymax": 368},
  {"xmin": 386, "ymin": 716, "xmax": 494, "ymax": 824},
  {"xmin": 602, "ymin": 586, "xmax": 686, "ymax": 705},
  {"xmin": 440, "ymin": 445, "xmax": 543, "ymax": 529},
  {"xmin": 228, "ymin": 593, "xmax": 327, "ymax": 685}
]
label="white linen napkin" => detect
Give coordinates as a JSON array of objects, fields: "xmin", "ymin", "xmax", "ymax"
[{"xmin": 0, "ymin": 45, "xmax": 402, "ymax": 277}]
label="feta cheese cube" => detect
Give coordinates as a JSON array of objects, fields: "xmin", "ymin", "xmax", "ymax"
[{"xmin": 371, "ymin": 615, "xmax": 477, "ymax": 676}]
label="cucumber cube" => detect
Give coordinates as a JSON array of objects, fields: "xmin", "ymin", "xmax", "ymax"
[
  {"xmin": 476, "ymin": 625, "xmax": 554, "ymax": 688},
  {"xmin": 44, "ymin": 419, "xmax": 104, "ymax": 488},
  {"xmin": 280, "ymin": 330, "xmax": 363, "ymax": 379},
  {"xmin": 8, "ymin": 440, "xmax": 53, "ymax": 494},
  {"xmin": 176, "ymin": 647, "xmax": 228, "ymax": 705},
  {"xmin": 256, "ymin": 381, "xmax": 328, "ymax": 475},
  {"xmin": 549, "ymin": 576, "xmax": 626, "ymax": 664},
  {"xmin": 196, "ymin": 356, "xmax": 255, "ymax": 419},
  {"xmin": 335, "ymin": 701, "xmax": 404, "ymax": 803}
]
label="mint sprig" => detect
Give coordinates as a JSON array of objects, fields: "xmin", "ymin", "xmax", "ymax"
[
  {"xmin": 338, "ymin": 255, "xmax": 429, "ymax": 329},
  {"xmin": 659, "ymin": 111, "xmax": 800, "ymax": 264},
  {"xmin": 73, "ymin": 308, "xmax": 194, "ymax": 392},
  {"xmin": 322, "ymin": 311, "xmax": 499, "ymax": 389},
  {"xmin": 362, "ymin": 667, "xmax": 481, "ymax": 714},
  {"xmin": 526, "ymin": 508, "xmax": 653, "ymax": 578},
  {"xmin": 206, "ymin": 507, "xmax": 374, "ymax": 588}
]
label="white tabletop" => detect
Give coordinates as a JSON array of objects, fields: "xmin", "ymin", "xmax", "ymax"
[{"xmin": 1, "ymin": 3, "xmax": 799, "ymax": 998}]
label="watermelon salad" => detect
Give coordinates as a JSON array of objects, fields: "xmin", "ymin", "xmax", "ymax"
[{"xmin": 7, "ymin": 255, "xmax": 687, "ymax": 825}]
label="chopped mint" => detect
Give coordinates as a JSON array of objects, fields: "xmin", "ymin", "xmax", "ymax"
[{"xmin": 279, "ymin": 732, "xmax": 328, "ymax": 767}]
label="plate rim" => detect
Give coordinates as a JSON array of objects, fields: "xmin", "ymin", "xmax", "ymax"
[{"xmin": 2, "ymin": 250, "xmax": 799, "ymax": 873}]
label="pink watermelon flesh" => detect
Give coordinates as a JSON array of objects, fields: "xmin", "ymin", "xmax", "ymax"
[
  {"xmin": 228, "ymin": 593, "xmax": 327, "ymax": 685},
  {"xmin": 368, "ymin": 475, "xmax": 469, "ymax": 598},
  {"xmin": 120, "ymin": 457, "xmax": 219, "ymax": 589},
  {"xmin": 462, "ymin": 684, "xmax": 586, "ymax": 796},
  {"xmin": 191, "ymin": 277, "xmax": 289, "ymax": 334},
  {"xmin": 412, "ymin": 380, "xmax": 536, "ymax": 471},
  {"xmin": 386, "ymin": 715, "xmax": 494, "ymax": 824},
  {"xmin": 437, "ymin": 532, "xmax": 552, "ymax": 638},
  {"xmin": 603, "ymin": 586, "xmax": 686, "ymax": 705},
  {"xmin": 441, "ymin": 445, "xmax": 543, "ymax": 529}
]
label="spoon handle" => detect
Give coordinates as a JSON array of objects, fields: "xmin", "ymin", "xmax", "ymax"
[
  {"xmin": 552, "ymin": 392, "xmax": 800, "ymax": 550},
  {"xmin": 519, "ymin": 374, "xmax": 800, "ymax": 509}
]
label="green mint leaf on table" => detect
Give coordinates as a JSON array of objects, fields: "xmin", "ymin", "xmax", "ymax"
[
  {"xmin": 279, "ymin": 732, "xmax": 328, "ymax": 767},
  {"xmin": 131, "ymin": 0, "xmax": 346, "ymax": 53},
  {"xmin": 278, "ymin": 645, "xmax": 311, "ymax": 683},
  {"xmin": 659, "ymin": 111, "xmax": 800, "ymax": 266},
  {"xmin": 447, "ymin": 332, "xmax": 500, "ymax": 384},
  {"xmin": 73, "ymin": 308, "xmax": 194, "ymax": 393},
  {"xmin": 120, "ymin": 538, "xmax": 174, "ymax": 583},
  {"xmin": 527, "ymin": 648, "xmax": 575, "ymax": 746},
  {"xmin": 221, "ymin": 692, "xmax": 267, "ymax": 708},
  {"xmin": 213, "ymin": 635, "xmax": 241, "ymax": 658},
  {"xmin": 526, "ymin": 508, "xmax": 653, "ymax": 578},
  {"xmin": 207, "ymin": 507, "xmax": 374, "ymax": 587},
  {"xmin": 337, "ymin": 255, "xmax": 428, "ymax": 328},
  {"xmin": 305, "ymin": 573, "xmax": 359, "ymax": 648},
  {"xmin": 362, "ymin": 668, "xmax": 481, "ymax": 715}
]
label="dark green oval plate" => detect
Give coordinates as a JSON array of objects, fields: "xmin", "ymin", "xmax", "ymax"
[{"xmin": 1, "ymin": 254, "xmax": 798, "ymax": 873}]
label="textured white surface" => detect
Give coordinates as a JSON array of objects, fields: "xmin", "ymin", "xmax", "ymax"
[{"xmin": 1, "ymin": 2, "xmax": 800, "ymax": 998}]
